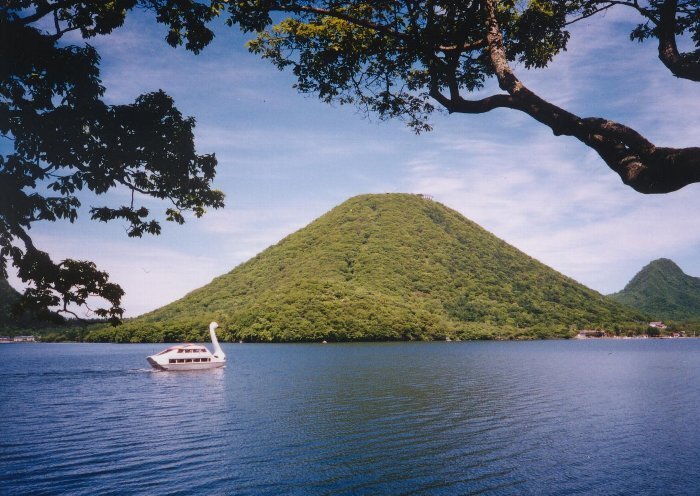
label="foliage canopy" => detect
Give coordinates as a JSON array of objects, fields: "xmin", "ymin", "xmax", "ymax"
[
  {"xmin": 0, "ymin": 277, "xmax": 64, "ymax": 330},
  {"xmin": 1, "ymin": 1, "xmax": 224, "ymax": 322}
]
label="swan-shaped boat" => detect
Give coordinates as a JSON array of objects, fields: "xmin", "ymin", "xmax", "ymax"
[{"xmin": 147, "ymin": 322, "xmax": 226, "ymax": 371}]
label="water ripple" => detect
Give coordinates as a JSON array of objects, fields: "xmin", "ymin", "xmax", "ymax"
[{"xmin": 2, "ymin": 340, "xmax": 700, "ymax": 494}]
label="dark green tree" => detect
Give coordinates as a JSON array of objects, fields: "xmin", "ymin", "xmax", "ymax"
[
  {"xmin": 1, "ymin": 1, "xmax": 224, "ymax": 322},
  {"xmin": 219, "ymin": 0, "xmax": 699, "ymax": 193}
]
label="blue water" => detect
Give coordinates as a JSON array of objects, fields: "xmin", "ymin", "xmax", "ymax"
[{"xmin": 1, "ymin": 340, "xmax": 700, "ymax": 495}]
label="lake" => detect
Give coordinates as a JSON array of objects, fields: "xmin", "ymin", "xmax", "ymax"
[{"xmin": 1, "ymin": 339, "xmax": 699, "ymax": 495}]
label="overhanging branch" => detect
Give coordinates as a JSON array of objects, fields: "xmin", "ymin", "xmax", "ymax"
[
  {"xmin": 429, "ymin": 85, "xmax": 514, "ymax": 114},
  {"xmin": 657, "ymin": 0, "xmax": 700, "ymax": 81},
  {"xmin": 475, "ymin": 0, "xmax": 700, "ymax": 193},
  {"xmin": 274, "ymin": 2, "xmax": 408, "ymax": 41}
]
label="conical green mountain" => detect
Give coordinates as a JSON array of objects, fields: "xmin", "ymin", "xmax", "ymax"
[
  {"xmin": 95, "ymin": 194, "xmax": 645, "ymax": 342},
  {"xmin": 609, "ymin": 258, "xmax": 700, "ymax": 321}
]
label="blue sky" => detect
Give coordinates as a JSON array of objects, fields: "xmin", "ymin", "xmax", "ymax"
[{"xmin": 9, "ymin": 8, "xmax": 700, "ymax": 317}]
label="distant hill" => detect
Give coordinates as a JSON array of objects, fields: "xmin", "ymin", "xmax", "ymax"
[
  {"xmin": 90, "ymin": 194, "xmax": 645, "ymax": 342},
  {"xmin": 609, "ymin": 258, "xmax": 700, "ymax": 321},
  {"xmin": 0, "ymin": 278, "xmax": 64, "ymax": 332},
  {"xmin": 0, "ymin": 278, "xmax": 21, "ymax": 329}
]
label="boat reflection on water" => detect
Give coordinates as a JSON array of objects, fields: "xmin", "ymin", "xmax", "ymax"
[{"xmin": 147, "ymin": 322, "xmax": 226, "ymax": 371}]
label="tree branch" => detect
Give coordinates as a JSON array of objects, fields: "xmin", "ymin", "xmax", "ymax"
[
  {"xmin": 59, "ymin": 306, "xmax": 84, "ymax": 321},
  {"xmin": 478, "ymin": 0, "xmax": 700, "ymax": 193},
  {"xmin": 274, "ymin": 3, "xmax": 408, "ymax": 41},
  {"xmin": 657, "ymin": 0, "xmax": 700, "ymax": 81},
  {"xmin": 564, "ymin": 3, "xmax": 617, "ymax": 26},
  {"xmin": 12, "ymin": 224, "xmax": 38, "ymax": 255},
  {"xmin": 429, "ymin": 85, "xmax": 514, "ymax": 114},
  {"xmin": 16, "ymin": 1, "xmax": 73, "ymax": 26},
  {"xmin": 438, "ymin": 39, "xmax": 487, "ymax": 53}
]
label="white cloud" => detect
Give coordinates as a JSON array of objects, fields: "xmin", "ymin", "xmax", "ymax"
[{"xmin": 194, "ymin": 124, "xmax": 398, "ymax": 161}]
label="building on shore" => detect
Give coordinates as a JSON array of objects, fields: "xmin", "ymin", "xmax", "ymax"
[{"xmin": 576, "ymin": 330, "xmax": 607, "ymax": 339}]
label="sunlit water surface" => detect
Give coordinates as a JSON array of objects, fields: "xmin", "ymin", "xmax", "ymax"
[{"xmin": 1, "ymin": 340, "xmax": 700, "ymax": 495}]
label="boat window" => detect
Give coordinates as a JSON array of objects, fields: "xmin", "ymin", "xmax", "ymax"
[
  {"xmin": 169, "ymin": 359, "xmax": 176, "ymax": 364},
  {"xmin": 178, "ymin": 349, "xmax": 183, "ymax": 353}
]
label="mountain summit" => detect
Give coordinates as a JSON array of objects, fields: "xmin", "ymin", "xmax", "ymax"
[
  {"xmin": 609, "ymin": 258, "xmax": 700, "ymax": 321},
  {"xmin": 104, "ymin": 194, "xmax": 643, "ymax": 342}
]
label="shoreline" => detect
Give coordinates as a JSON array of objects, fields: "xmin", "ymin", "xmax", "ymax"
[{"xmin": 5, "ymin": 335, "xmax": 700, "ymax": 344}]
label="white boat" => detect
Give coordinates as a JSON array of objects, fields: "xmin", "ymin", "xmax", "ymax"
[{"xmin": 147, "ymin": 322, "xmax": 226, "ymax": 371}]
